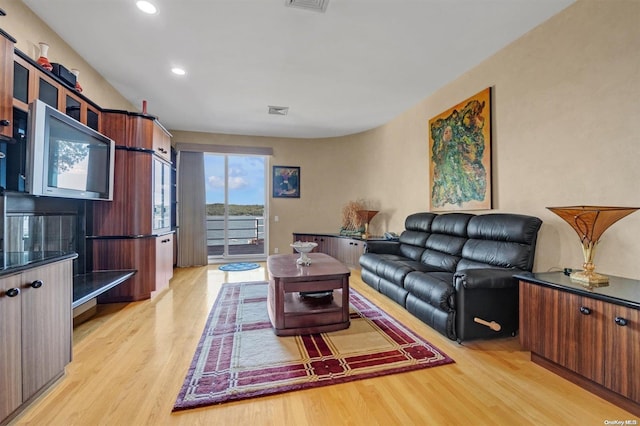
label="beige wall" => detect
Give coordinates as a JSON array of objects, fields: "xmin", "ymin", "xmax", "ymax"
[
  {"xmin": 5, "ymin": 0, "xmax": 640, "ymax": 279},
  {"xmin": 355, "ymin": 0, "xmax": 640, "ymax": 278},
  {"xmin": 171, "ymin": 131, "xmax": 368, "ymax": 256},
  {"xmin": 0, "ymin": 0, "xmax": 134, "ymax": 110}
]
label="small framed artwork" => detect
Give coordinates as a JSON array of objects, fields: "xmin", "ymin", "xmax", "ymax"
[
  {"xmin": 428, "ymin": 87, "xmax": 492, "ymax": 211},
  {"xmin": 272, "ymin": 166, "xmax": 300, "ymax": 198}
]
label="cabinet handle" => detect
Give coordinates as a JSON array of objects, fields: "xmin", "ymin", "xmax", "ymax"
[
  {"xmin": 614, "ymin": 317, "xmax": 628, "ymax": 326},
  {"xmin": 5, "ymin": 288, "xmax": 20, "ymax": 297},
  {"xmin": 579, "ymin": 306, "xmax": 591, "ymax": 315},
  {"xmin": 31, "ymin": 280, "xmax": 44, "ymax": 289},
  {"xmin": 0, "ymin": 119, "xmax": 10, "ymax": 126}
]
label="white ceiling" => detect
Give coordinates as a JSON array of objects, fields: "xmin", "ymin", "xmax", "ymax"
[{"xmin": 23, "ymin": 0, "xmax": 574, "ymax": 139}]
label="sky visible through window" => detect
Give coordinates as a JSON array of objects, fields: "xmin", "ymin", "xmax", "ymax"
[{"xmin": 204, "ymin": 154, "xmax": 265, "ymax": 205}]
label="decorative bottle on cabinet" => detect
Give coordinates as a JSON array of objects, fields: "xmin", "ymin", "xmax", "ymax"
[{"xmin": 36, "ymin": 42, "xmax": 53, "ymax": 71}]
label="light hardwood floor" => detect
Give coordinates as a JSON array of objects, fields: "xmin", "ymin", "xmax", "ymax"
[{"xmin": 12, "ymin": 265, "xmax": 637, "ymax": 425}]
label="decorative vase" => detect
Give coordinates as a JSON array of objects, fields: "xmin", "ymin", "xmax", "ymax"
[
  {"xmin": 71, "ymin": 69, "xmax": 83, "ymax": 92},
  {"xmin": 37, "ymin": 42, "xmax": 53, "ymax": 71}
]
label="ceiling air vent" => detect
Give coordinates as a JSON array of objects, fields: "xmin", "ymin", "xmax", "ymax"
[
  {"xmin": 285, "ymin": 0, "xmax": 329, "ymax": 13},
  {"xmin": 268, "ymin": 106, "xmax": 289, "ymax": 116}
]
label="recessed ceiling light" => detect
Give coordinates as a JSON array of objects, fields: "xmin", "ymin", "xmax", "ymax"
[
  {"xmin": 171, "ymin": 67, "xmax": 186, "ymax": 76},
  {"xmin": 136, "ymin": 1, "xmax": 157, "ymax": 14}
]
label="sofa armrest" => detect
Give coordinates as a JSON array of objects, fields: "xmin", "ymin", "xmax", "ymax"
[
  {"xmin": 364, "ymin": 240, "xmax": 401, "ymax": 255},
  {"xmin": 454, "ymin": 268, "xmax": 523, "ymax": 290}
]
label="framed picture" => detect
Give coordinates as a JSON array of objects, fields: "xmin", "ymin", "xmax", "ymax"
[
  {"xmin": 428, "ymin": 87, "xmax": 492, "ymax": 211},
  {"xmin": 272, "ymin": 166, "xmax": 300, "ymax": 198}
]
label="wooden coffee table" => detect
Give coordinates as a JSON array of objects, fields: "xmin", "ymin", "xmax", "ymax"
[{"xmin": 267, "ymin": 253, "xmax": 351, "ymax": 336}]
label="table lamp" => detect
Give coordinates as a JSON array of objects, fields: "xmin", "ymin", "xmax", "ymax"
[
  {"xmin": 547, "ymin": 206, "xmax": 639, "ymax": 285},
  {"xmin": 358, "ymin": 210, "xmax": 379, "ymax": 239}
]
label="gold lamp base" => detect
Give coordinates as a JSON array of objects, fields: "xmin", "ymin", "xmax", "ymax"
[{"xmin": 570, "ymin": 270, "xmax": 609, "ymax": 287}]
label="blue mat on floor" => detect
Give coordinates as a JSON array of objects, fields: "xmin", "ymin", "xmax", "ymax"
[{"xmin": 219, "ymin": 263, "xmax": 260, "ymax": 272}]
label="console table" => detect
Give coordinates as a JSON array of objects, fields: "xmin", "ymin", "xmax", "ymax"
[{"xmin": 516, "ymin": 272, "xmax": 639, "ymax": 416}]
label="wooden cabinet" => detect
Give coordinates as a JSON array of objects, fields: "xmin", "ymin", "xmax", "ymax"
[
  {"xmin": 128, "ymin": 114, "xmax": 171, "ymax": 161},
  {"xmin": 0, "ymin": 274, "xmax": 22, "ymax": 422},
  {"xmin": 335, "ymin": 237, "xmax": 365, "ymax": 269},
  {"xmin": 292, "ymin": 233, "xmax": 327, "ymax": 253},
  {"xmin": 155, "ymin": 233, "xmax": 174, "ymax": 296},
  {"xmin": 12, "ymin": 52, "xmax": 101, "ymax": 132},
  {"xmin": 0, "ymin": 31, "xmax": 15, "ymax": 140},
  {"xmin": 291, "ymin": 233, "xmax": 366, "ymax": 269},
  {"xmin": 92, "ymin": 235, "xmax": 173, "ymax": 302},
  {"xmin": 90, "ymin": 111, "xmax": 173, "ymax": 302},
  {"xmin": 0, "ymin": 258, "xmax": 73, "ymax": 424},
  {"xmin": 519, "ymin": 273, "xmax": 640, "ymax": 415},
  {"xmin": 602, "ymin": 302, "xmax": 639, "ymax": 400}
]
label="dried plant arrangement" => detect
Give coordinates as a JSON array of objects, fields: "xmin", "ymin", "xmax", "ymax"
[{"xmin": 340, "ymin": 200, "xmax": 366, "ymax": 235}]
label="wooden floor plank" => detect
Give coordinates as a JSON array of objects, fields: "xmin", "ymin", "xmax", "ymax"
[{"xmin": 11, "ymin": 264, "xmax": 636, "ymax": 425}]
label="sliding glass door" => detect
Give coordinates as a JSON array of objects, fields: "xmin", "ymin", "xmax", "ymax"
[{"xmin": 204, "ymin": 153, "xmax": 267, "ymax": 261}]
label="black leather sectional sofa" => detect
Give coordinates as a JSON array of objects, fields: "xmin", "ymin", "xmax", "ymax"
[{"xmin": 359, "ymin": 212, "xmax": 542, "ymax": 342}]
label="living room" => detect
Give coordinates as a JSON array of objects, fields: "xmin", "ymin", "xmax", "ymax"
[{"xmin": 1, "ymin": 0, "xmax": 638, "ymax": 424}]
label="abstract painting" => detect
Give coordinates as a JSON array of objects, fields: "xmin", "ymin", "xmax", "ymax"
[{"xmin": 428, "ymin": 87, "xmax": 492, "ymax": 211}]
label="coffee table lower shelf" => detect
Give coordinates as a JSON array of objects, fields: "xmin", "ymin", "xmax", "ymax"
[{"xmin": 268, "ymin": 290, "xmax": 349, "ymax": 336}]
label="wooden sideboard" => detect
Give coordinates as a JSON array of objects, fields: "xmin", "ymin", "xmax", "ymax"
[
  {"xmin": 517, "ymin": 272, "xmax": 640, "ymax": 416},
  {"xmin": 292, "ymin": 233, "xmax": 368, "ymax": 269}
]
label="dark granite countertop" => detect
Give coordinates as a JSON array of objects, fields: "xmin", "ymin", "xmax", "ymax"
[
  {"xmin": 72, "ymin": 270, "xmax": 136, "ymax": 308},
  {"xmin": 292, "ymin": 232, "xmax": 387, "ymax": 241},
  {"xmin": 515, "ymin": 271, "xmax": 640, "ymax": 310},
  {"xmin": 0, "ymin": 251, "xmax": 78, "ymax": 277}
]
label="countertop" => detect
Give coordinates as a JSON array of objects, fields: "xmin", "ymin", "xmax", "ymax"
[
  {"xmin": 0, "ymin": 251, "xmax": 78, "ymax": 277},
  {"xmin": 292, "ymin": 232, "xmax": 387, "ymax": 242},
  {"xmin": 515, "ymin": 271, "xmax": 640, "ymax": 310}
]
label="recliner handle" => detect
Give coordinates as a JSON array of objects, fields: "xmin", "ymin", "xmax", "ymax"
[{"xmin": 473, "ymin": 317, "xmax": 502, "ymax": 332}]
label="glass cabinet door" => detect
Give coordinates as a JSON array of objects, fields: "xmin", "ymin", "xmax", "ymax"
[{"xmin": 153, "ymin": 157, "xmax": 171, "ymax": 231}]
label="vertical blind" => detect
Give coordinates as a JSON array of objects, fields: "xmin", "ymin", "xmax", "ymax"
[{"xmin": 176, "ymin": 151, "xmax": 207, "ymax": 267}]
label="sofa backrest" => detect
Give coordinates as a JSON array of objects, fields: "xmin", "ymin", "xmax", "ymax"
[
  {"xmin": 457, "ymin": 213, "xmax": 543, "ymax": 272},
  {"xmin": 398, "ymin": 212, "xmax": 436, "ymax": 260},
  {"xmin": 420, "ymin": 213, "xmax": 473, "ymax": 272}
]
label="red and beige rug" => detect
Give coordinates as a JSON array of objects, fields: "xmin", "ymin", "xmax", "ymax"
[{"xmin": 173, "ymin": 281, "xmax": 454, "ymax": 411}]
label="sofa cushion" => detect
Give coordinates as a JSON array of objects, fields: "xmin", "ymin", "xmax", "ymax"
[
  {"xmin": 405, "ymin": 212, "xmax": 436, "ymax": 232},
  {"xmin": 431, "ymin": 213, "xmax": 473, "ymax": 236},
  {"xmin": 359, "ymin": 253, "xmax": 420, "ymax": 286},
  {"xmin": 405, "ymin": 294, "xmax": 456, "ymax": 340},
  {"xmin": 421, "ymin": 234, "xmax": 467, "ymax": 272},
  {"xmin": 395, "ymin": 212, "xmax": 435, "ymax": 260},
  {"xmin": 417, "ymin": 213, "xmax": 472, "ymax": 272},
  {"xmin": 398, "ymin": 235, "xmax": 428, "ymax": 260},
  {"xmin": 404, "ymin": 271, "xmax": 456, "ymax": 312},
  {"xmin": 460, "ymin": 213, "xmax": 543, "ymax": 271}
]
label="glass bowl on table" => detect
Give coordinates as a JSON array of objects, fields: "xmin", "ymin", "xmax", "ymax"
[{"xmin": 290, "ymin": 241, "xmax": 318, "ymax": 266}]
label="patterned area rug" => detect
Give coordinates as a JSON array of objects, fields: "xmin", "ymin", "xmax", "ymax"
[
  {"xmin": 173, "ymin": 281, "xmax": 454, "ymax": 411},
  {"xmin": 218, "ymin": 262, "xmax": 261, "ymax": 272}
]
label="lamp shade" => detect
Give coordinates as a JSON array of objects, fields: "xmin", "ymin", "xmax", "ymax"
[
  {"xmin": 547, "ymin": 206, "xmax": 639, "ymax": 244},
  {"xmin": 358, "ymin": 210, "xmax": 379, "ymax": 224},
  {"xmin": 547, "ymin": 205, "xmax": 639, "ymax": 285}
]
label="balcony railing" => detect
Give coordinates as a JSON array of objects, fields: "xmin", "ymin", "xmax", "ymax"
[{"xmin": 206, "ymin": 216, "xmax": 265, "ymax": 256}]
